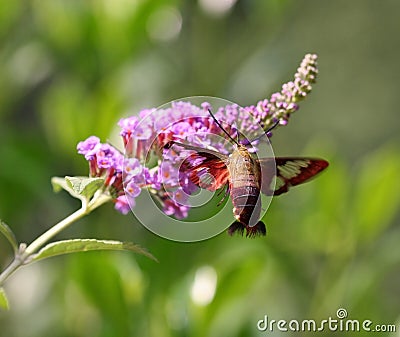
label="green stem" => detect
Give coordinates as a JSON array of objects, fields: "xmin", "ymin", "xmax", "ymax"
[
  {"xmin": 0, "ymin": 193, "xmax": 111, "ymax": 286},
  {"xmin": 0, "ymin": 258, "xmax": 21, "ymax": 287}
]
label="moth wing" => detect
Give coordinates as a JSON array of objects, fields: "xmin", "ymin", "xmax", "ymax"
[
  {"xmin": 165, "ymin": 141, "xmax": 230, "ymax": 191},
  {"xmin": 180, "ymin": 151, "xmax": 230, "ymax": 191},
  {"xmin": 259, "ymin": 158, "xmax": 329, "ymax": 196}
]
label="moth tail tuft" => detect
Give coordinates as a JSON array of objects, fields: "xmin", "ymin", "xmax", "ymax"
[
  {"xmin": 245, "ymin": 221, "xmax": 267, "ymax": 238},
  {"xmin": 227, "ymin": 221, "xmax": 245, "ymax": 236}
]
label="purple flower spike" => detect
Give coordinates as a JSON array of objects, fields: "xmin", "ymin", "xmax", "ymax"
[
  {"xmin": 118, "ymin": 116, "xmax": 139, "ymax": 137},
  {"xmin": 160, "ymin": 161, "xmax": 178, "ymax": 185},
  {"xmin": 96, "ymin": 144, "xmax": 120, "ymax": 169},
  {"xmin": 163, "ymin": 199, "xmax": 189, "ymax": 219},
  {"xmin": 114, "ymin": 195, "xmax": 133, "ymax": 215},
  {"xmin": 125, "ymin": 180, "xmax": 141, "ymax": 198},
  {"xmin": 77, "ymin": 136, "xmax": 100, "ymax": 160},
  {"xmin": 143, "ymin": 168, "xmax": 162, "ymax": 190},
  {"xmin": 124, "ymin": 158, "xmax": 143, "ymax": 179},
  {"xmin": 250, "ymin": 53, "xmax": 318, "ymax": 131}
]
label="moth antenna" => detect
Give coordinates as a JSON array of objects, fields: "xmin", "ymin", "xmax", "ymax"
[
  {"xmin": 245, "ymin": 119, "xmax": 281, "ymax": 145},
  {"xmin": 207, "ymin": 109, "xmax": 240, "ymax": 146},
  {"xmin": 265, "ymin": 119, "xmax": 280, "ymax": 134}
]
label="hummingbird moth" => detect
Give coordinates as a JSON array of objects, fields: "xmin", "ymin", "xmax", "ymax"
[{"xmin": 164, "ymin": 110, "xmax": 328, "ymax": 237}]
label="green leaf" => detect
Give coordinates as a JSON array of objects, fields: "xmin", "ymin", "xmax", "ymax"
[
  {"xmin": 0, "ymin": 288, "xmax": 9, "ymax": 310},
  {"xmin": 66, "ymin": 176, "xmax": 105, "ymax": 199},
  {"xmin": 51, "ymin": 176, "xmax": 83, "ymax": 200},
  {"xmin": 30, "ymin": 239, "xmax": 157, "ymax": 262},
  {"xmin": 51, "ymin": 176, "xmax": 105, "ymax": 201},
  {"xmin": 0, "ymin": 220, "xmax": 18, "ymax": 254},
  {"xmin": 51, "ymin": 176, "xmax": 67, "ymax": 193}
]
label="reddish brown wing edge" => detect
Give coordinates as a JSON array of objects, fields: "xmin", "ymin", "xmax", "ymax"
[
  {"xmin": 259, "ymin": 158, "xmax": 329, "ymax": 196},
  {"xmin": 165, "ymin": 141, "xmax": 230, "ymax": 191},
  {"xmin": 181, "ymin": 151, "xmax": 230, "ymax": 191}
]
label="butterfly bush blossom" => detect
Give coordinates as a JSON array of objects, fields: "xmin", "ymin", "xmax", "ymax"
[{"xmin": 77, "ymin": 54, "xmax": 318, "ymax": 218}]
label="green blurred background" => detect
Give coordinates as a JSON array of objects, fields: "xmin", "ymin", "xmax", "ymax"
[{"xmin": 1, "ymin": 0, "xmax": 400, "ymax": 336}]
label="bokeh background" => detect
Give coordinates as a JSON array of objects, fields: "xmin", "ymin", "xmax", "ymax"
[{"xmin": 1, "ymin": 0, "xmax": 400, "ymax": 336}]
